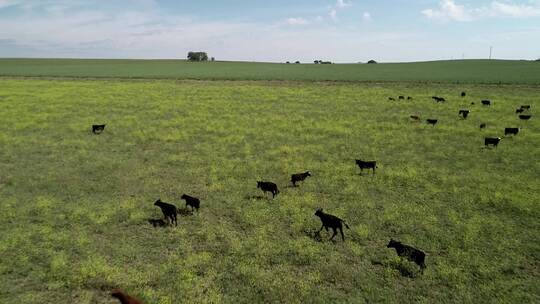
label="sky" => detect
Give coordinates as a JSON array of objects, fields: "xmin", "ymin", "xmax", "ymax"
[{"xmin": 0, "ymin": 0, "xmax": 539, "ymax": 62}]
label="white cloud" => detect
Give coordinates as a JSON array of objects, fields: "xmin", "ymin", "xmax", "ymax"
[
  {"xmin": 284, "ymin": 17, "xmax": 309, "ymax": 26},
  {"xmin": 422, "ymin": 0, "xmax": 540, "ymax": 22},
  {"xmin": 336, "ymin": 0, "xmax": 352, "ymax": 9},
  {"xmin": 329, "ymin": 9, "xmax": 337, "ymax": 20},
  {"xmin": 0, "ymin": 0, "xmax": 20, "ymax": 9},
  {"xmin": 362, "ymin": 12, "xmax": 371, "ymax": 21}
]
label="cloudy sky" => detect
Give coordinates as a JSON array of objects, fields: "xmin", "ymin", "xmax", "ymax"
[{"xmin": 0, "ymin": 0, "xmax": 539, "ymax": 62}]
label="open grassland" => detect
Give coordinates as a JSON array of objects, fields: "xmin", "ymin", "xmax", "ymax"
[
  {"xmin": 1, "ymin": 58, "xmax": 540, "ymax": 84},
  {"xmin": 0, "ymin": 78, "xmax": 539, "ymax": 303}
]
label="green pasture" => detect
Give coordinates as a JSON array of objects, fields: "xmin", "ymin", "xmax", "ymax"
[{"xmin": 0, "ymin": 78, "xmax": 538, "ymax": 303}]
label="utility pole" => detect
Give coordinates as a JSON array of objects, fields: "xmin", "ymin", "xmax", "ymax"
[{"xmin": 489, "ymin": 46, "xmax": 493, "ymax": 60}]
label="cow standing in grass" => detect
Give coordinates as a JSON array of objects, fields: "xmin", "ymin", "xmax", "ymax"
[
  {"xmin": 387, "ymin": 239, "xmax": 426, "ymax": 272},
  {"xmin": 257, "ymin": 181, "xmax": 279, "ymax": 198},
  {"xmin": 355, "ymin": 159, "xmax": 377, "ymax": 174},
  {"xmin": 314, "ymin": 208, "xmax": 350, "ymax": 241},
  {"xmin": 291, "ymin": 171, "xmax": 311, "ymax": 187}
]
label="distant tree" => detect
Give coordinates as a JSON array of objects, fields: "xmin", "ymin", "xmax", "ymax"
[
  {"xmin": 295, "ymin": 61, "xmax": 300, "ymax": 64},
  {"xmin": 314, "ymin": 60, "xmax": 320, "ymax": 64},
  {"xmin": 286, "ymin": 61, "xmax": 290, "ymax": 64},
  {"xmin": 187, "ymin": 52, "xmax": 209, "ymax": 62},
  {"xmin": 211, "ymin": 57, "xmax": 215, "ymax": 62},
  {"xmin": 321, "ymin": 61, "xmax": 332, "ymax": 64},
  {"xmin": 367, "ymin": 60, "xmax": 377, "ymax": 64},
  {"xmin": 536, "ymin": 58, "xmax": 540, "ymax": 61}
]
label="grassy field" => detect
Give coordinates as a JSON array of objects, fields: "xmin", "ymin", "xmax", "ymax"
[
  {"xmin": 1, "ymin": 58, "xmax": 540, "ymax": 84},
  {"xmin": 0, "ymin": 78, "xmax": 538, "ymax": 303}
]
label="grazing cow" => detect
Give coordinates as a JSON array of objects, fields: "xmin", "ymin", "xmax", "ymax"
[
  {"xmin": 481, "ymin": 99, "xmax": 491, "ymax": 106},
  {"xmin": 291, "ymin": 171, "xmax": 311, "ymax": 187},
  {"xmin": 520, "ymin": 105, "xmax": 530, "ymax": 110},
  {"xmin": 407, "ymin": 96, "xmax": 413, "ymax": 100},
  {"xmin": 398, "ymin": 96, "xmax": 405, "ymax": 100},
  {"xmin": 431, "ymin": 96, "xmax": 445, "ymax": 103},
  {"xmin": 480, "ymin": 123, "xmax": 486, "ymax": 129},
  {"xmin": 484, "ymin": 137, "xmax": 501, "ymax": 148},
  {"xmin": 471, "ymin": 102, "xmax": 475, "ymax": 105},
  {"xmin": 519, "ymin": 114, "xmax": 532, "ymax": 121},
  {"xmin": 180, "ymin": 194, "xmax": 200, "ymax": 212},
  {"xmin": 387, "ymin": 239, "xmax": 426, "ymax": 271},
  {"xmin": 111, "ymin": 289, "xmax": 144, "ymax": 304},
  {"xmin": 388, "ymin": 97, "xmax": 396, "ymax": 101},
  {"xmin": 461, "ymin": 91, "xmax": 466, "ymax": 97},
  {"xmin": 154, "ymin": 199, "xmax": 178, "ymax": 226},
  {"xmin": 148, "ymin": 219, "xmax": 166, "ymax": 227},
  {"xmin": 459, "ymin": 110, "xmax": 470, "ymax": 119},
  {"xmin": 410, "ymin": 115, "xmax": 421, "ymax": 122},
  {"xmin": 516, "ymin": 108, "xmax": 525, "ymax": 114},
  {"xmin": 355, "ymin": 159, "xmax": 377, "ymax": 174},
  {"xmin": 314, "ymin": 208, "xmax": 350, "ymax": 241},
  {"xmin": 257, "ymin": 181, "xmax": 279, "ymax": 198},
  {"xmin": 92, "ymin": 124, "xmax": 106, "ymax": 134},
  {"xmin": 504, "ymin": 127, "xmax": 519, "ymax": 136},
  {"xmin": 426, "ymin": 119, "xmax": 438, "ymax": 126}
]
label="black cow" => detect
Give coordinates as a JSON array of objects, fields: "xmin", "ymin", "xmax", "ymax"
[
  {"xmin": 355, "ymin": 159, "xmax": 377, "ymax": 174},
  {"xmin": 481, "ymin": 99, "xmax": 491, "ymax": 106},
  {"xmin": 519, "ymin": 114, "xmax": 532, "ymax": 121},
  {"xmin": 410, "ymin": 115, "xmax": 421, "ymax": 121},
  {"xmin": 459, "ymin": 110, "xmax": 470, "ymax": 119},
  {"xmin": 291, "ymin": 171, "xmax": 311, "ymax": 187},
  {"xmin": 504, "ymin": 128, "xmax": 519, "ymax": 136},
  {"xmin": 516, "ymin": 108, "xmax": 525, "ymax": 114},
  {"xmin": 485, "ymin": 137, "xmax": 501, "ymax": 148},
  {"xmin": 92, "ymin": 124, "xmax": 106, "ymax": 134},
  {"xmin": 180, "ymin": 194, "xmax": 200, "ymax": 212},
  {"xmin": 480, "ymin": 123, "xmax": 486, "ymax": 130},
  {"xmin": 314, "ymin": 208, "xmax": 350, "ymax": 241},
  {"xmin": 461, "ymin": 91, "xmax": 466, "ymax": 97},
  {"xmin": 257, "ymin": 181, "xmax": 279, "ymax": 198},
  {"xmin": 387, "ymin": 239, "xmax": 426, "ymax": 271},
  {"xmin": 432, "ymin": 96, "xmax": 445, "ymax": 103},
  {"xmin": 520, "ymin": 105, "xmax": 530, "ymax": 110},
  {"xmin": 154, "ymin": 199, "xmax": 178, "ymax": 226},
  {"xmin": 407, "ymin": 96, "xmax": 413, "ymax": 100},
  {"xmin": 398, "ymin": 96, "xmax": 405, "ymax": 100},
  {"xmin": 388, "ymin": 97, "xmax": 396, "ymax": 101},
  {"xmin": 426, "ymin": 119, "xmax": 438, "ymax": 126}
]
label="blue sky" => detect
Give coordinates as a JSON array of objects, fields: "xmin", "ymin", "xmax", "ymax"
[{"xmin": 0, "ymin": 0, "xmax": 539, "ymax": 62}]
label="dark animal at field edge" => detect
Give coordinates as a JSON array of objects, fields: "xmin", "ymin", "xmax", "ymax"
[
  {"xmin": 484, "ymin": 137, "xmax": 501, "ymax": 148},
  {"xmin": 387, "ymin": 239, "xmax": 426, "ymax": 272},
  {"xmin": 111, "ymin": 289, "xmax": 144, "ymax": 304},
  {"xmin": 459, "ymin": 110, "xmax": 470, "ymax": 119},
  {"xmin": 410, "ymin": 115, "xmax": 421, "ymax": 122},
  {"xmin": 355, "ymin": 159, "xmax": 377, "ymax": 174},
  {"xmin": 426, "ymin": 119, "xmax": 438, "ymax": 126},
  {"xmin": 504, "ymin": 128, "xmax": 519, "ymax": 136},
  {"xmin": 314, "ymin": 208, "xmax": 350, "ymax": 241},
  {"xmin": 480, "ymin": 123, "xmax": 486, "ymax": 129},
  {"xmin": 92, "ymin": 124, "xmax": 106, "ymax": 134},
  {"xmin": 257, "ymin": 181, "xmax": 280, "ymax": 198},
  {"xmin": 519, "ymin": 114, "xmax": 532, "ymax": 121},
  {"xmin": 481, "ymin": 99, "xmax": 491, "ymax": 106},
  {"xmin": 154, "ymin": 199, "xmax": 178, "ymax": 226},
  {"xmin": 291, "ymin": 171, "xmax": 311, "ymax": 187},
  {"xmin": 181, "ymin": 194, "xmax": 200, "ymax": 212},
  {"xmin": 461, "ymin": 92, "xmax": 466, "ymax": 97}
]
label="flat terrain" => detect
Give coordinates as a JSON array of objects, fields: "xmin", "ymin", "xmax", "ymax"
[
  {"xmin": 0, "ymin": 78, "xmax": 538, "ymax": 303},
  {"xmin": 1, "ymin": 59, "xmax": 540, "ymax": 84}
]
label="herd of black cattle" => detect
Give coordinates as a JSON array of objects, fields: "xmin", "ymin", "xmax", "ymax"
[{"xmin": 91, "ymin": 91, "xmax": 533, "ymax": 302}]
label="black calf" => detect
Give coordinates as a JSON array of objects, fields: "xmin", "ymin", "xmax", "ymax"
[
  {"xmin": 314, "ymin": 208, "xmax": 350, "ymax": 241},
  {"xmin": 479, "ymin": 123, "xmax": 486, "ymax": 129},
  {"xmin": 504, "ymin": 127, "xmax": 519, "ymax": 136},
  {"xmin": 355, "ymin": 159, "xmax": 377, "ymax": 174},
  {"xmin": 516, "ymin": 108, "xmax": 524, "ymax": 114},
  {"xmin": 481, "ymin": 99, "xmax": 491, "ymax": 106},
  {"xmin": 484, "ymin": 137, "xmax": 501, "ymax": 148},
  {"xmin": 291, "ymin": 171, "xmax": 311, "ymax": 187},
  {"xmin": 257, "ymin": 181, "xmax": 279, "ymax": 198},
  {"xmin": 398, "ymin": 96, "xmax": 405, "ymax": 100},
  {"xmin": 426, "ymin": 119, "xmax": 438, "ymax": 126},
  {"xmin": 459, "ymin": 110, "xmax": 470, "ymax": 119},
  {"xmin": 154, "ymin": 199, "xmax": 178, "ymax": 226},
  {"xmin": 519, "ymin": 114, "xmax": 532, "ymax": 121},
  {"xmin": 387, "ymin": 239, "xmax": 426, "ymax": 271},
  {"xmin": 461, "ymin": 91, "xmax": 466, "ymax": 97},
  {"xmin": 181, "ymin": 194, "xmax": 200, "ymax": 211},
  {"xmin": 92, "ymin": 124, "xmax": 106, "ymax": 134},
  {"xmin": 520, "ymin": 105, "xmax": 530, "ymax": 110}
]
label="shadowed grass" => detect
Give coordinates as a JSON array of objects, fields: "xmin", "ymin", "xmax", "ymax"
[{"xmin": 0, "ymin": 79, "xmax": 538, "ymax": 303}]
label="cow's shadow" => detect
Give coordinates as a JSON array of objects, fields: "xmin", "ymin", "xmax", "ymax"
[
  {"xmin": 303, "ymin": 228, "xmax": 323, "ymax": 242},
  {"xmin": 147, "ymin": 218, "xmax": 167, "ymax": 228}
]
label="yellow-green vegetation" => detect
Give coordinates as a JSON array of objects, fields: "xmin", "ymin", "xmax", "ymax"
[
  {"xmin": 1, "ymin": 58, "xmax": 540, "ymax": 84},
  {"xmin": 0, "ymin": 78, "xmax": 538, "ymax": 303}
]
